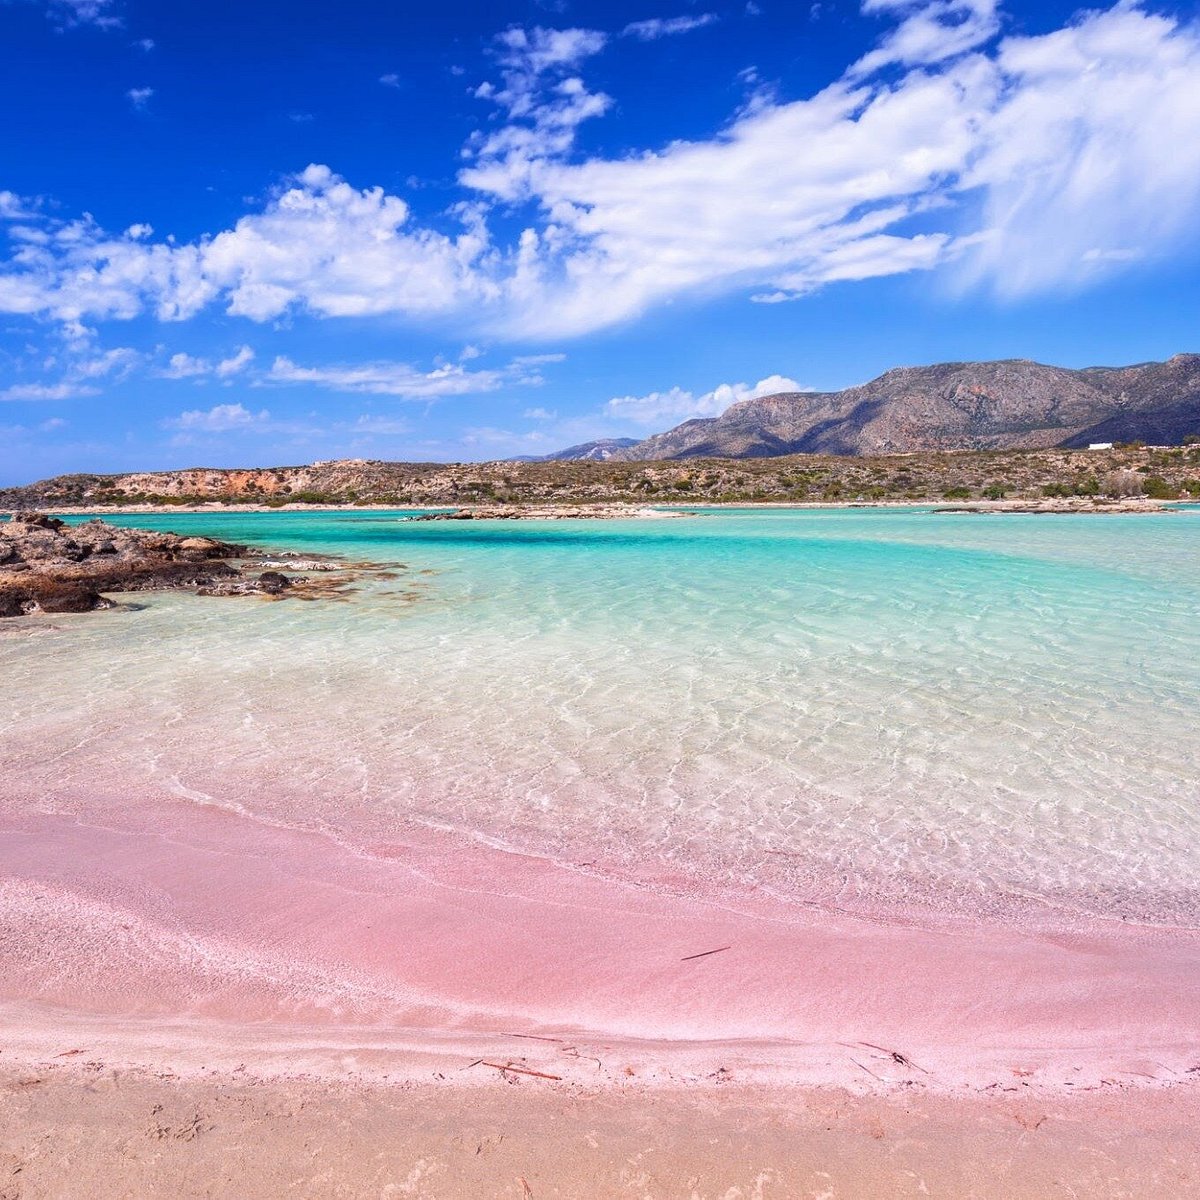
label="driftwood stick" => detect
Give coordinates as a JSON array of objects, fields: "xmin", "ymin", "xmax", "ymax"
[
  {"xmin": 848, "ymin": 1057, "xmax": 887, "ymax": 1082},
  {"xmin": 681, "ymin": 945, "xmax": 732, "ymax": 962},
  {"xmin": 855, "ymin": 1041, "xmax": 930, "ymax": 1074},
  {"xmin": 480, "ymin": 1061, "xmax": 563, "ymax": 1081}
]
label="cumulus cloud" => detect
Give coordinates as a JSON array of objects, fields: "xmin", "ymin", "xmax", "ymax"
[
  {"xmin": 622, "ymin": 14, "xmax": 719, "ymax": 40},
  {"xmin": 160, "ymin": 352, "xmax": 209, "ymax": 379},
  {"xmin": 126, "ymin": 86, "xmax": 154, "ymax": 110},
  {"xmin": 159, "ymin": 345, "xmax": 255, "ymax": 380},
  {"xmin": 606, "ymin": 374, "xmax": 803, "ymax": 425},
  {"xmin": 167, "ymin": 403, "xmax": 271, "ymax": 433},
  {"xmin": 0, "ymin": 191, "xmax": 39, "ymax": 220},
  {"xmin": 462, "ymin": 25, "xmax": 611, "ymax": 201},
  {"xmin": 203, "ymin": 165, "xmax": 492, "ymax": 321},
  {"xmin": 1, "ymin": 4, "xmax": 1199, "ymax": 339}
]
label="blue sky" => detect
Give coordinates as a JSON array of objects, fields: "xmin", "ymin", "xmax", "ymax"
[{"xmin": 2, "ymin": 0, "xmax": 1199, "ymax": 482}]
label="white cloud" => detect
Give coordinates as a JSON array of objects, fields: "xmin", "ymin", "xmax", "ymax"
[
  {"xmin": 463, "ymin": 25, "xmax": 611, "ymax": 202},
  {"xmin": 0, "ymin": 191, "xmax": 39, "ymax": 220},
  {"xmin": 126, "ymin": 87, "xmax": 154, "ymax": 110},
  {"xmin": 0, "ymin": 344, "xmax": 137, "ymax": 401},
  {"xmin": 379, "ymin": 73, "xmax": 401, "ymax": 88},
  {"xmin": 523, "ymin": 406, "xmax": 558, "ymax": 420},
  {"xmin": 167, "ymin": 403, "xmax": 271, "ymax": 433},
  {"xmin": 853, "ymin": 0, "xmax": 999, "ymax": 74},
  {"xmin": 0, "ymin": 382, "xmax": 99, "ymax": 402},
  {"xmin": 160, "ymin": 351, "xmax": 210, "ymax": 379},
  {"xmin": 201, "ymin": 164, "xmax": 492, "ymax": 321},
  {"xmin": 39, "ymin": 416, "xmax": 68, "ymax": 431},
  {"xmin": 216, "ymin": 345, "xmax": 255, "ymax": 377},
  {"xmin": 469, "ymin": 58, "xmax": 989, "ymax": 332},
  {"xmin": 606, "ymin": 374, "xmax": 803, "ymax": 425},
  {"xmin": 71, "ymin": 346, "xmax": 139, "ymax": 379},
  {"xmin": 47, "ymin": 0, "xmax": 120, "ymax": 28},
  {"xmin": 2, "ymin": 4, "xmax": 1199, "ymax": 339},
  {"xmin": 267, "ymin": 356, "xmax": 507, "ymax": 399},
  {"xmin": 957, "ymin": 3, "xmax": 1200, "ymax": 297},
  {"xmin": 622, "ymin": 14, "xmax": 718, "ymax": 40},
  {"xmin": 348, "ymin": 415, "xmax": 411, "ymax": 435},
  {"xmin": 157, "ymin": 344, "xmax": 254, "ymax": 380}
]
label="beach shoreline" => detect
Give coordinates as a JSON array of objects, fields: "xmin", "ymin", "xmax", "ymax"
[
  {"xmin": 4, "ymin": 504, "xmax": 1199, "ymax": 1194},
  {"xmin": 2, "ymin": 800, "xmax": 1197, "ymax": 1099},
  {"xmin": 3, "ymin": 496, "xmax": 1189, "ymax": 516}
]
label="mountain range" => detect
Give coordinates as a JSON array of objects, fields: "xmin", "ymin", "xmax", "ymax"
[
  {"xmin": 4, "ymin": 355, "xmax": 1200, "ymax": 507},
  {"xmin": 546, "ymin": 354, "xmax": 1200, "ymax": 461}
]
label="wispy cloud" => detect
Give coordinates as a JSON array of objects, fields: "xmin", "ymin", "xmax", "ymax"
[
  {"xmin": 267, "ymin": 356, "xmax": 507, "ymax": 399},
  {"xmin": 0, "ymin": 382, "xmax": 99, "ymax": 402},
  {"xmin": 47, "ymin": 0, "xmax": 120, "ymax": 29},
  {"xmin": 126, "ymin": 86, "xmax": 154, "ymax": 110},
  {"xmin": 622, "ymin": 14, "xmax": 718, "ymax": 41}
]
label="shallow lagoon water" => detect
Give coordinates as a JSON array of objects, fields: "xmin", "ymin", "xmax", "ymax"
[{"xmin": 4, "ymin": 506, "xmax": 1200, "ymax": 928}]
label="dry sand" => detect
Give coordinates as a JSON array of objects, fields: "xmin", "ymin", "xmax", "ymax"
[{"xmin": 2, "ymin": 1063, "xmax": 1198, "ymax": 1199}]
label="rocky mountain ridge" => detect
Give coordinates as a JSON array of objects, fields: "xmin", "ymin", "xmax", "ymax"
[{"xmin": 612, "ymin": 354, "xmax": 1200, "ymax": 459}]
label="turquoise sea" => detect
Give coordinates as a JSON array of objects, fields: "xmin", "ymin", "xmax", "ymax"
[{"xmin": 5, "ymin": 506, "xmax": 1200, "ymax": 928}]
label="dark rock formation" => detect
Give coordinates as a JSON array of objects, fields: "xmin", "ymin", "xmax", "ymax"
[{"xmin": 0, "ymin": 514, "xmax": 251, "ymax": 617}]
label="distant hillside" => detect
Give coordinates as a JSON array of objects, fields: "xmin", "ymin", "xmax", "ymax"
[
  {"xmin": 512, "ymin": 438, "xmax": 638, "ymax": 463},
  {"xmin": 614, "ymin": 355, "xmax": 1200, "ymax": 460},
  {"xmin": 5, "ymin": 444, "xmax": 1200, "ymax": 510}
]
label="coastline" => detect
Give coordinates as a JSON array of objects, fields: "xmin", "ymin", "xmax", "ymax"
[
  {"xmin": 2, "ymin": 801, "xmax": 1197, "ymax": 1096},
  {"xmin": 4, "ymin": 496, "xmax": 1189, "ymax": 516},
  {"xmin": 5, "ymin": 504, "xmax": 1200, "ymax": 1194},
  {"xmin": 3, "ymin": 811, "xmax": 1198, "ymax": 1195}
]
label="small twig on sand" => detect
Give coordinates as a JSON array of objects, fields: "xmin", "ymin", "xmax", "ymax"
[
  {"xmin": 505, "ymin": 1033, "xmax": 565, "ymax": 1044},
  {"xmin": 681, "ymin": 945, "xmax": 731, "ymax": 962},
  {"xmin": 849, "ymin": 1057, "xmax": 887, "ymax": 1083},
  {"xmin": 855, "ymin": 1041, "xmax": 930, "ymax": 1074},
  {"xmin": 559, "ymin": 1047, "xmax": 603, "ymax": 1069},
  {"xmin": 478, "ymin": 1061, "xmax": 563, "ymax": 1081}
]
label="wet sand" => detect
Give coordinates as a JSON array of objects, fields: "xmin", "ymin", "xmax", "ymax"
[{"xmin": 2, "ymin": 800, "xmax": 1198, "ymax": 1092}]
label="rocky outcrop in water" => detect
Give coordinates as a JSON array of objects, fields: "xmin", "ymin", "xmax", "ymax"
[{"xmin": 0, "ymin": 513, "xmax": 251, "ymax": 616}]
